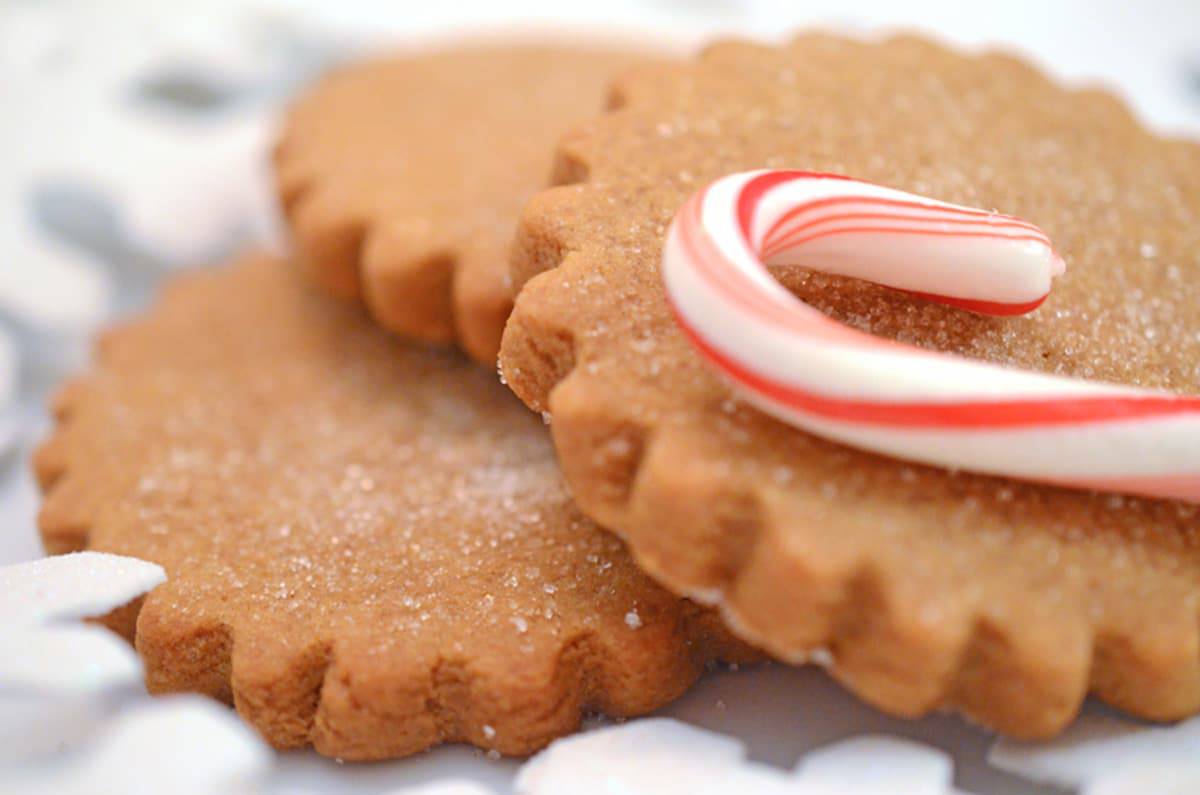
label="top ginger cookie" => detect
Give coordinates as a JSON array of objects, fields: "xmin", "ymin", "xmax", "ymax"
[
  {"xmin": 499, "ymin": 34, "xmax": 1200, "ymax": 738},
  {"xmin": 34, "ymin": 253, "xmax": 749, "ymax": 760},
  {"xmin": 274, "ymin": 43, "xmax": 649, "ymax": 364}
]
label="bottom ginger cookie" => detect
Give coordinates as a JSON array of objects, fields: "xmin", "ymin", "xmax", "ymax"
[{"xmin": 33, "ymin": 253, "xmax": 751, "ymax": 760}]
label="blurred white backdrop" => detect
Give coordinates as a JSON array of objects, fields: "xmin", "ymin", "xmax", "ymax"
[{"xmin": 2, "ymin": 1, "xmax": 1198, "ymax": 793}]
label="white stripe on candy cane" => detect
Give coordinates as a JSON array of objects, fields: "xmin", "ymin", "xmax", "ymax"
[{"xmin": 661, "ymin": 170, "xmax": 1200, "ymax": 503}]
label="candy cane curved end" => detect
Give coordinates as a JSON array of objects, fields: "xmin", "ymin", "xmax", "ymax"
[{"xmin": 661, "ymin": 170, "xmax": 1200, "ymax": 504}]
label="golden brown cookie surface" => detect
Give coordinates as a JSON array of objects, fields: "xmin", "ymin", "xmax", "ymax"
[
  {"xmin": 35, "ymin": 254, "xmax": 750, "ymax": 760},
  {"xmin": 499, "ymin": 35, "xmax": 1200, "ymax": 738},
  {"xmin": 274, "ymin": 43, "xmax": 650, "ymax": 365}
]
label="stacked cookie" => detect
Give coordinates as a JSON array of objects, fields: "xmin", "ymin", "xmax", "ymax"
[{"xmin": 36, "ymin": 35, "xmax": 1200, "ymax": 762}]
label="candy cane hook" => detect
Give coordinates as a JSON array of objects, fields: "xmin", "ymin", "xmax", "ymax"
[{"xmin": 662, "ymin": 170, "xmax": 1200, "ymax": 503}]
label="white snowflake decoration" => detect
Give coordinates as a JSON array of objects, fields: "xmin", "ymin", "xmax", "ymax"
[
  {"xmin": 0, "ymin": 552, "xmax": 164, "ymax": 761},
  {"xmin": 0, "ymin": 0, "xmax": 291, "ymax": 333},
  {"xmin": 515, "ymin": 718, "xmax": 971, "ymax": 795},
  {"xmin": 380, "ymin": 783, "xmax": 499, "ymax": 795},
  {"xmin": 0, "ymin": 551, "xmax": 164, "ymax": 691},
  {"xmin": 0, "ymin": 550, "xmax": 164, "ymax": 620},
  {"xmin": 0, "ymin": 330, "xmax": 15, "ymax": 406},
  {"xmin": 0, "ymin": 329, "xmax": 17, "ymax": 460},
  {"xmin": 990, "ymin": 711, "xmax": 1200, "ymax": 794},
  {"xmin": 1085, "ymin": 763, "xmax": 1200, "ymax": 795},
  {"xmin": 0, "ymin": 550, "xmax": 272, "ymax": 795},
  {"xmin": 8, "ymin": 696, "xmax": 273, "ymax": 795}
]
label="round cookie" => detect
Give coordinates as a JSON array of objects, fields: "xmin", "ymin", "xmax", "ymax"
[
  {"xmin": 34, "ymin": 254, "xmax": 751, "ymax": 761},
  {"xmin": 499, "ymin": 34, "xmax": 1200, "ymax": 738},
  {"xmin": 274, "ymin": 43, "xmax": 650, "ymax": 365}
]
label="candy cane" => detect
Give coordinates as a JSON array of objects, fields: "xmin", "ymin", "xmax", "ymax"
[{"xmin": 661, "ymin": 170, "xmax": 1200, "ymax": 504}]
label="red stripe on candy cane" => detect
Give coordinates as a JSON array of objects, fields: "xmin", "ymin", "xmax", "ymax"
[
  {"xmin": 669, "ymin": 300, "xmax": 1198, "ymax": 429},
  {"xmin": 661, "ymin": 170, "xmax": 1200, "ymax": 504},
  {"xmin": 900, "ymin": 290, "xmax": 1049, "ymax": 317},
  {"xmin": 763, "ymin": 198, "xmax": 1049, "ymax": 260}
]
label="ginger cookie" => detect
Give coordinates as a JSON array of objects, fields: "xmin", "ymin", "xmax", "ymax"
[
  {"xmin": 34, "ymin": 253, "xmax": 750, "ymax": 760},
  {"xmin": 499, "ymin": 34, "xmax": 1200, "ymax": 738},
  {"xmin": 274, "ymin": 43, "xmax": 650, "ymax": 365}
]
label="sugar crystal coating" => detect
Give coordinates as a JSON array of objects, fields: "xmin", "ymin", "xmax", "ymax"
[{"xmin": 35, "ymin": 254, "xmax": 750, "ymax": 760}]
